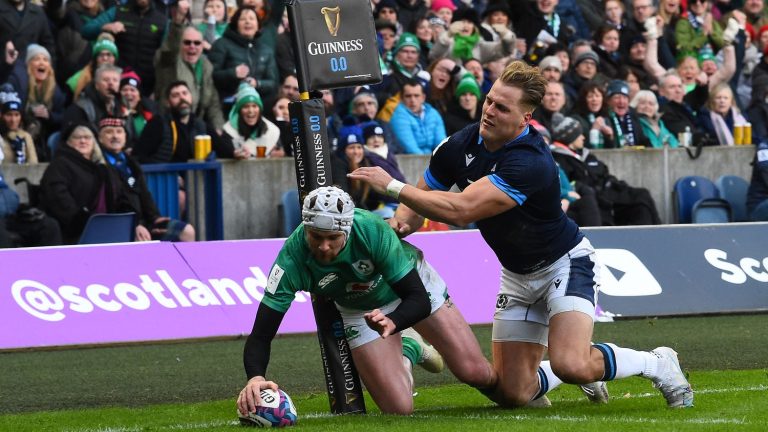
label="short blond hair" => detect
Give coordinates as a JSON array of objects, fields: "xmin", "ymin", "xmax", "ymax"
[{"xmin": 498, "ymin": 61, "xmax": 548, "ymax": 112}]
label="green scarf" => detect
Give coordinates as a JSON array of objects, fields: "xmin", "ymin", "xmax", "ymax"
[{"xmin": 452, "ymin": 32, "xmax": 479, "ymax": 61}]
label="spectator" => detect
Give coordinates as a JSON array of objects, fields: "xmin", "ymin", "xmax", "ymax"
[
  {"xmin": 563, "ymin": 50, "xmax": 606, "ymax": 102},
  {"xmin": 66, "ymin": 35, "xmax": 119, "ymax": 101},
  {"xmin": 197, "ymin": 0, "xmax": 228, "ymax": 50},
  {"xmin": 430, "ymin": 0, "xmax": 452, "ymax": 27},
  {"xmin": 538, "ymin": 55, "xmax": 563, "ymax": 83},
  {"xmin": 748, "ymin": 74, "xmax": 768, "ymax": 144},
  {"xmin": 426, "ymin": 57, "xmax": 464, "ymax": 117},
  {"xmin": 154, "ymin": 0, "xmax": 225, "ymax": 132},
  {"xmin": 376, "ymin": 18, "xmax": 399, "ymax": 67},
  {"xmin": 0, "ymin": 0, "xmax": 56, "ymax": 65},
  {"xmin": 592, "ymin": 25, "xmax": 622, "ymax": 79},
  {"xmin": 699, "ymin": 82, "xmax": 748, "ymax": 145},
  {"xmin": 571, "ymin": 80, "xmax": 615, "ymax": 149},
  {"xmin": 275, "ymin": 8, "xmax": 295, "ymax": 81},
  {"xmin": 360, "ymin": 120, "xmax": 407, "ymax": 218},
  {"xmin": 480, "ymin": 0, "xmax": 513, "ymax": 43},
  {"xmin": 619, "ymin": 0, "xmax": 656, "ymax": 57},
  {"xmin": 39, "ymin": 121, "xmax": 134, "ymax": 244},
  {"xmin": 221, "ymin": 83, "xmax": 283, "ymax": 159},
  {"xmin": 1, "ymin": 88, "xmax": 38, "ymax": 164},
  {"xmin": 390, "ymin": 78, "xmax": 446, "ymax": 154},
  {"xmin": 209, "ymin": 6, "xmax": 280, "ymax": 105},
  {"xmin": 81, "ymin": 0, "xmax": 168, "ymax": 96},
  {"xmin": 604, "ymin": 79, "xmax": 650, "ymax": 148},
  {"xmin": 510, "ymin": 0, "xmax": 572, "ymax": 51},
  {"xmin": 631, "ymin": 89, "xmax": 680, "ymax": 148},
  {"xmin": 54, "ymin": 0, "xmax": 105, "ymax": 82},
  {"xmin": 603, "ymin": 0, "xmax": 625, "ymax": 31},
  {"xmin": 546, "ymin": 41, "xmax": 572, "ymax": 74},
  {"xmin": 98, "ymin": 116, "xmax": 195, "ymax": 241},
  {"xmin": 616, "ymin": 66, "xmax": 643, "ymax": 101},
  {"xmin": 134, "ymin": 80, "xmax": 220, "ymax": 163},
  {"xmin": 374, "ymin": 0, "xmax": 402, "ymax": 35},
  {"xmin": 1, "ymin": 43, "xmax": 66, "ymax": 161},
  {"xmin": 623, "ymin": 36, "xmax": 656, "ymax": 91},
  {"xmin": 330, "ymin": 124, "xmax": 372, "ymax": 208},
  {"xmin": 742, "ymin": 0, "xmax": 768, "ymax": 29},
  {"xmin": 657, "ymin": 71, "xmax": 709, "ymax": 138},
  {"xmin": 267, "ymin": 95, "xmax": 292, "ymax": 156},
  {"xmin": 746, "ymin": 140, "xmax": 768, "ymax": 220},
  {"xmin": 394, "ymin": 0, "xmax": 428, "ymax": 38},
  {"xmin": 62, "ymin": 64, "xmax": 124, "ymax": 130},
  {"xmin": 119, "ymin": 70, "xmax": 158, "ymax": 153},
  {"xmin": 0, "ymin": 166, "xmax": 61, "ymax": 247},
  {"xmin": 736, "ymin": 22, "xmax": 761, "ymax": 108},
  {"xmin": 376, "ymin": 32, "xmax": 430, "ymax": 118},
  {"xmin": 658, "ymin": 0, "xmax": 683, "ymax": 59},
  {"xmin": 429, "ymin": 7, "xmax": 516, "ymax": 64},
  {"xmin": 550, "ymin": 113, "xmax": 661, "ymax": 226},
  {"xmin": 463, "ymin": 57, "xmax": 490, "ymax": 93},
  {"xmin": 444, "ymin": 73, "xmax": 482, "ymax": 135},
  {"xmin": 533, "ymin": 81, "xmax": 567, "ymax": 132},
  {"xmin": 409, "ymin": 15, "xmax": 435, "ymax": 69},
  {"xmin": 349, "ymin": 90, "xmax": 401, "ymax": 154},
  {"xmin": 675, "ymin": 0, "xmax": 726, "ymax": 57},
  {"xmin": 548, "ymin": 115, "xmax": 603, "ymax": 227}
]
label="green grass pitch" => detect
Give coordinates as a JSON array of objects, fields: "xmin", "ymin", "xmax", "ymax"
[{"xmin": 1, "ymin": 315, "xmax": 767, "ymax": 431}]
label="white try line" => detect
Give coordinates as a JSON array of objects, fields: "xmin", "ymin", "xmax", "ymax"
[{"xmin": 64, "ymin": 384, "xmax": 768, "ymax": 432}]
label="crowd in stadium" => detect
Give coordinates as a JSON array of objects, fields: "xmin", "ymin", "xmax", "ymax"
[{"xmin": 1, "ymin": 0, "xmax": 768, "ymax": 246}]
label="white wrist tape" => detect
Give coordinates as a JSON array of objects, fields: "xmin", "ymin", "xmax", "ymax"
[{"xmin": 386, "ymin": 179, "xmax": 406, "ymax": 199}]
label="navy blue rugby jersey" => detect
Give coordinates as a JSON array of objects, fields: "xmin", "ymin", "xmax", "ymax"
[{"xmin": 424, "ymin": 123, "xmax": 583, "ymax": 274}]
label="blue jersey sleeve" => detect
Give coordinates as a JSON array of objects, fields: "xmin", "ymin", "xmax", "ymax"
[{"xmin": 493, "ymin": 148, "xmax": 558, "ymax": 206}]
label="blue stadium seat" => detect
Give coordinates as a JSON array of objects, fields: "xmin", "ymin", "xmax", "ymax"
[
  {"xmin": 673, "ymin": 176, "xmax": 719, "ymax": 223},
  {"xmin": 278, "ymin": 189, "xmax": 301, "ymax": 237},
  {"xmin": 715, "ymin": 175, "xmax": 749, "ymax": 222},
  {"xmin": 78, "ymin": 213, "xmax": 137, "ymax": 244},
  {"xmin": 691, "ymin": 198, "xmax": 732, "ymax": 223}
]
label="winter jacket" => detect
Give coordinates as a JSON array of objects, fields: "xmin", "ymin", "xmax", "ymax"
[
  {"xmin": 0, "ymin": 0, "xmax": 56, "ymax": 64},
  {"xmin": 390, "ymin": 102, "xmax": 446, "ymax": 154},
  {"xmin": 208, "ymin": 27, "xmax": 279, "ymax": 102}
]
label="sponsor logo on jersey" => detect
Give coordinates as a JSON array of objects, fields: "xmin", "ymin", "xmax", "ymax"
[
  {"xmin": 465, "ymin": 154, "xmax": 475, "ymax": 166},
  {"xmin": 490, "ymin": 163, "xmax": 497, "ymax": 172},
  {"xmin": 346, "ymin": 281, "xmax": 374, "ymax": 293},
  {"xmin": 352, "ymin": 259, "xmax": 374, "ymax": 276},
  {"xmin": 318, "ymin": 273, "xmax": 339, "ymax": 288},
  {"xmin": 595, "ymin": 249, "xmax": 662, "ymax": 296},
  {"xmin": 266, "ymin": 264, "xmax": 285, "ymax": 294}
]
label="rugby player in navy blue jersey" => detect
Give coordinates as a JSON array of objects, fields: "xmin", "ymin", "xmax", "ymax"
[{"xmin": 349, "ymin": 61, "xmax": 693, "ymax": 408}]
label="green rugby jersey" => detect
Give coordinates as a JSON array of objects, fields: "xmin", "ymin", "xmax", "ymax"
[{"xmin": 262, "ymin": 209, "xmax": 419, "ymax": 312}]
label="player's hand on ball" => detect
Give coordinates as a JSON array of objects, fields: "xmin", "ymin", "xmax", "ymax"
[
  {"xmin": 237, "ymin": 376, "xmax": 279, "ymax": 416},
  {"xmin": 365, "ymin": 309, "xmax": 396, "ymax": 338}
]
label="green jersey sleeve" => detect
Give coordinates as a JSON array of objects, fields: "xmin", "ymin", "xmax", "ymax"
[{"xmin": 260, "ymin": 231, "xmax": 308, "ymax": 313}]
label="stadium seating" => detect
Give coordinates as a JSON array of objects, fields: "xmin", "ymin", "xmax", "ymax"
[
  {"xmin": 691, "ymin": 198, "xmax": 732, "ymax": 223},
  {"xmin": 277, "ymin": 189, "xmax": 302, "ymax": 237},
  {"xmin": 78, "ymin": 212, "xmax": 137, "ymax": 244},
  {"xmin": 673, "ymin": 176, "xmax": 724, "ymax": 223},
  {"xmin": 715, "ymin": 175, "xmax": 749, "ymax": 222}
]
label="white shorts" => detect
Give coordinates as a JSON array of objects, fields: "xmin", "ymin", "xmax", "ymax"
[
  {"xmin": 337, "ymin": 258, "xmax": 447, "ymax": 350},
  {"xmin": 492, "ymin": 237, "xmax": 601, "ymax": 346}
]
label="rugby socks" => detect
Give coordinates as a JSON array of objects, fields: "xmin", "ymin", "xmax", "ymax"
[
  {"xmin": 593, "ymin": 343, "xmax": 659, "ymax": 380},
  {"xmin": 401, "ymin": 336, "xmax": 423, "ymax": 367},
  {"xmin": 534, "ymin": 361, "xmax": 563, "ymax": 400}
]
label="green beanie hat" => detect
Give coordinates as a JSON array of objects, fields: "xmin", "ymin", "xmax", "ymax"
[
  {"xmin": 92, "ymin": 38, "xmax": 119, "ymax": 60},
  {"xmin": 229, "ymin": 82, "xmax": 264, "ymax": 126},
  {"xmin": 455, "ymin": 73, "xmax": 481, "ymax": 100},
  {"xmin": 395, "ymin": 32, "xmax": 421, "ymax": 54}
]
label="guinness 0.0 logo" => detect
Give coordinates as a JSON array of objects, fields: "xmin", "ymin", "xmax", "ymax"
[{"xmin": 321, "ymin": 6, "xmax": 340, "ymax": 36}]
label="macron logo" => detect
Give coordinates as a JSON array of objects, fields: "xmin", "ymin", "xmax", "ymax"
[
  {"xmin": 465, "ymin": 154, "xmax": 475, "ymax": 166},
  {"xmin": 595, "ymin": 249, "xmax": 662, "ymax": 296}
]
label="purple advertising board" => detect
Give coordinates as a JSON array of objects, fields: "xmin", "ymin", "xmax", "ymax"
[
  {"xmin": 4, "ymin": 224, "xmax": 767, "ymax": 350},
  {"xmin": 0, "ymin": 234, "xmax": 500, "ymax": 350}
]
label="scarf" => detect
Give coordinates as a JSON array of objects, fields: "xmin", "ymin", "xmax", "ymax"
[
  {"xmin": 452, "ymin": 32, "xmax": 480, "ymax": 61},
  {"xmin": 710, "ymin": 109, "xmax": 745, "ymax": 146}
]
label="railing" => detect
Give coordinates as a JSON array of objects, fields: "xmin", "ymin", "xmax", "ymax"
[{"xmin": 142, "ymin": 161, "xmax": 224, "ymax": 241}]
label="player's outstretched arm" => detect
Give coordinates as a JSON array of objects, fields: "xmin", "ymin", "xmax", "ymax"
[
  {"xmin": 237, "ymin": 376, "xmax": 279, "ymax": 415},
  {"xmin": 389, "ymin": 176, "xmax": 430, "ymax": 237},
  {"xmin": 350, "ymin": 167, "xmax": 516, "ymax": 227}
]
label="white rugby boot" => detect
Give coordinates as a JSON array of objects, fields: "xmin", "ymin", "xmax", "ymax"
[
  {"xmin": 650, "ymin": 347, "xmax": 694, "ymax": 408},
  {"xmin": 525, "ymin": 395, "xmax": 551, "ymax": 408},
  {"xmin": 401, "ymin": 328, "xmax": 444, "ymax": 373},
  {"xmin": 580, "ymin": 381, "xmax": 609, "ymax": 404}
]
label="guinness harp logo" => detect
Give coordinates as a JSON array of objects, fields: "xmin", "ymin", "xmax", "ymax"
[{"xmin": 321, "ymin": 6, "xmax": 341, "ymax": 36}]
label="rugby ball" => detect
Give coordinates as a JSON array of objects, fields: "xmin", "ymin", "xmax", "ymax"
[{"xmin": 239, "ymin": 388, "xmax": 297, "ymax": 427}]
